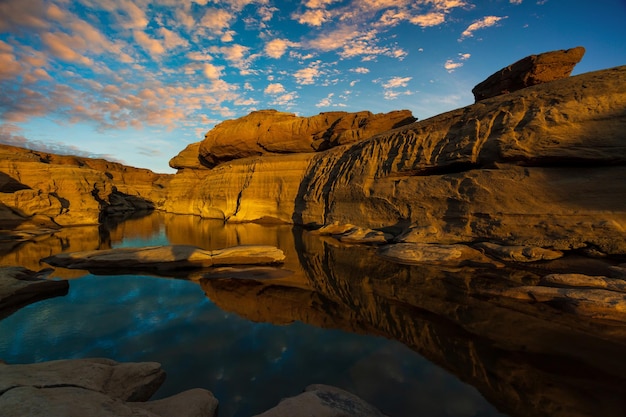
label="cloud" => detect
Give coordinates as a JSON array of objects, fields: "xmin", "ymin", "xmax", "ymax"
[
  {"xmin": 41, "ymin": 32, "xmax": 94, "ymax": 66},
  {"xmin": 316, "ymin": 93, "xmax": 334, "ymax": 107},
  {"xmin": 134, "ymin": 30, "xmax": 165, "ymax": 56},
  {"xmin": 444, "ymin": 52, "xmax": 471, "ymax": 72},
  {"xmin": 0, "ymin": 123, "xmax": 122, "ymax": 162},
  {"xmin": 203, "ymin": 63, "xmax": 224, "ymax": 79},
  {"xmin": 510, "ymin": 0, "xmax": 523, "ymax": 4},
  {"xmin": 409, "ymin": 12, "xmax": 446, "ymax": 27},
  {"xmin": 159, "ymin": 27, "xmax": 189, "ymax": 50},
  {"xmin": 200, "ymin": 8, "xmax": 235, "ymax": 35},
  {"xmin": 0, "ymin": 41, "xmax": 23, "ymax": 81},
  {"xmin": 0, "ymin": 0, "xmax": 50, "ymax": 31},
  {"xmin": 459, "ymin": 15, "xmax": 507, "ymax": 40},
  {"xmin": 294, "ymin": 66, "xmax": 321, "ymax": 85},
  {"xmin": 308, "ymin": 26, "xmax": 360, "ymax": 51},
  {"xmin": 378, "ymin": 76, "xmax": 414, "ymax": 100},
  {"xmin": 265, "ymin": 38, "xmax": 300, "ymax": 58},
  {"xmin": 294, "ymin": 8, "xmax": 331, "ymax": 26},
  {"xmin": 264, "ymin": 83, "xmax": 286, "ymax": 94},
  {"xmin": 271, "ymin": 92, "xmax": 299, "ymax": 107},
  {"xmin": 350, "ymin": 67, "xmax": 370, "ymax": 74}
]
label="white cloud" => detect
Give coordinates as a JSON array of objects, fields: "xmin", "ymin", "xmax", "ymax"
[
  {"xmin": 203, "ymin": 63, "xmax": 224, "ymax": 79},
  {"xmin": 350, "ymin": 67, "xmax": 370, "ymax": 74},
  {"xmin": 510, "ymin": 0, "xmax": 523, "ymax": 4},
  {"xmin": 378, "ymin": 76, "xmax": 414, "ymax": 100},
  {"xmin": 271, "ymin": 91, "xmax": 299, "ymax": 107},
  {"xmin": 264, "ymin": 83, "xmax": 286, "ymax": 94},
  {"xmin": 316, "ymin": 93, "xmax": 334, "ymax": 107},
  {"xmin": 444, "ymin": 52, "xmax": 471, "ymax": 72},
  {"xmin": 294, "ymin": 8, "xmax": 331, "ymax": 26},
  {"xmin": 459, "ymin": 16, "xmax": 507, "ymax": 40},
  {"xmin": 409, "ymin": 12, "xmax": 446, "ymax": 27},
  {"xmin": 294, "ymin": 66, "xmax": 321, "ymax": 85},
  {"xmin": 265, "ymin": 38, "xmax": 299, "ymax": 58}
]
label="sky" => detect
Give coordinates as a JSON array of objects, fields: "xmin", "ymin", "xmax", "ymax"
[{"xmin": 1, "ymin": 0, "xmax": 625, "ymax": 173}]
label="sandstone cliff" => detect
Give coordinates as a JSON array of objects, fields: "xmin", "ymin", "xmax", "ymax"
[
  {"xmin": 164, "ymin": 65, "xmax": 626, "ymax": 254},
  {"xmin": 0, "ymin": 145, "xmax": 170, "ymax": 227}
]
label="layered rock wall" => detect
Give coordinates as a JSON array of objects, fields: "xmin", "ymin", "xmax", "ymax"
[
  {"xmin": 0, "ymin": 145, "xmax": 170, "ymax": 227},
  {"xmin": 166, "ymin": 65, "xmax": 626, "ymax": 254}
]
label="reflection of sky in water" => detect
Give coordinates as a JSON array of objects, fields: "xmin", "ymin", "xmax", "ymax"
[{"xmin": 0, "ymin": 219, "xmax": 506, "ymax": 417}]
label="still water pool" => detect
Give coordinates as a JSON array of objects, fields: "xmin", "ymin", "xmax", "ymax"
[{"xmin": 5, "ymin": 211, "xmax": 623, "ymax": 417}]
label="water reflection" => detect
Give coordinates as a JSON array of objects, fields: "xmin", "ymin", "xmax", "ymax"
[{"xmin": 1, "ymin": 212, "xmax": 626, "ymax": 417}]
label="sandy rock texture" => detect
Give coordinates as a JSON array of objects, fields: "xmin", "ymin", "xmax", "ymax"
[
  {"xmin": 472, "ymin": 46, "xmax": 585, "ymax": 101},
  {"xmin": 165, "ymin": 64, "xmax": 626, "ymax": 255},
  {"xmin": 194, "ymin": 109, "xmax": 416, "ymax": 168},
  {"xmin": 0, "ymin": 145, "xmax": 170, "ymax": 227}
]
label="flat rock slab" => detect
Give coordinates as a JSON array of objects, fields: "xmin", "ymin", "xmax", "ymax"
[
  {"xmin": 377, "ymin": 243, "xmax": 503, "ymax": 268},
  {"xmin": 474, "ymin": 242, "xmax": 563, "ymax": 262},
  {"xmin": 42, "ymin": 245, "xmax": 286, "ymax": 272},
  {"xmin": 0, "ymin": 359, "xmax": 218, "ymax": 417},
  {"xmin": 0, "ymin": 267, "xmax": 68, "ymax": 319},
  {"xmin": 253, "ymin": 384, "xmax": 388, "ymax": 417}
]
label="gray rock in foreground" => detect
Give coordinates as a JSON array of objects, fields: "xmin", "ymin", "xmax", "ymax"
[
  {"xmin": 0, "ymin": 358, "xmax": 218, "ymax": 417},
  {"xmin": 253, "ymin": 384, "xmax": 388, "ymax": 417}
]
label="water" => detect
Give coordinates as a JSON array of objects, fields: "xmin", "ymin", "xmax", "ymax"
[{"xmin": 2, "ymin": 212, "xmax": 626, "ymax": 417}]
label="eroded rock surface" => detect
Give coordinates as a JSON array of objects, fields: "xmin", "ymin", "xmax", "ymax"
[
  {"xmin": 472, "ymin": 46, "xmax": 585, "ymax": 101},
  {"xmin": 0, "ymin": 358, "xmax": 218, "ymax": 417},
  {"xmin": 0, "ymin": 144, "xmax": 170, "ymax": 227},
  {"xmin": 193, "ymin": 109, "xmax": 416, "ymax": 168}
]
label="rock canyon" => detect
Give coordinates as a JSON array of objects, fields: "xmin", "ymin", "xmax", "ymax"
[{"xmin": 2, "ymin": 48, "xmax": 626, "ymax": 416}]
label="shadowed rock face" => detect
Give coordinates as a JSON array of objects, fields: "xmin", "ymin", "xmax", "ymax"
[
  {"xmin": 472, "ymin": 46, "xmax": 586, "ymax": 101},
  {"xmin": 193, "ymin": 109, "xmax": 416, "ymax": 168},
  {"xmin": 0, "ymin": 267, "xmax": 69, "ymax": 319}
]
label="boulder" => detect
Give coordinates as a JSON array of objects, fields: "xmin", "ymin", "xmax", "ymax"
[
  {"xmin": 0, "ymin": 359, "xmax": 218, "ymax": 417},
  {"xmin": 42, "ymin": 245, "xmax": 286, "ymax": 272},
  {"xmin": 472, "ymin": 46, "xmax": 585, "ymax": 101},
  {"xmin": 253, "ymin": 384, "xmax": 388, "ymax": 417},
  {"xmin": 0, "ymin": 266, "xmax": 68, "ymax": 319},
  {"xmin": 195, "ymin": 109, "xmax": 416, "ymax": 168}
]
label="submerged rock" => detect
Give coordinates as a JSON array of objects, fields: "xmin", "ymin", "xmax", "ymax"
[
  {"xmin": 472, "ymin": 46, "xmax": 585, "ymax": 101},
  {"xmin": 0, "ymin": 266, "xmax": 68, "ymax": 319},
  {"xmin": 42, "ymin": 245, "xmax": 286, "ymax": 272},
  {"xmin": 0, "ymin": 358, "xmax": 218, "ymax": 417},
  {"xmin": 253, "ymin": 384, "xmax": 388, "ymax": 417}
]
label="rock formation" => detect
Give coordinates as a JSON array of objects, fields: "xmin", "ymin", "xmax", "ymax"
[
  {"xmin": 472, "ymin": 46, "xmax": 585, "ymax": 101},
  {"xmin": 163, "ymin": 64, "xmax": 626, "ymax": 256},
  {"xmin": 0, "ymin": 358, "xmax": 219, "ymax": 417},
  {"xmin": 0, "ymin": 266, "xmax": 68, "ymax": 319},
  {"xmin": 190, "ymin": 109, "xmax": 416, "ymax": 168},
  {"xmin": 42, "ymin": 245, "xmax": 286, "ymax": 274},
  {"xmin": 0, "ymin": 144, "xmax": 170, "ymax": 227}
]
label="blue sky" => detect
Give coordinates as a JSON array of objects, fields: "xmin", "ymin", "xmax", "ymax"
[{"xmin": 1, "ymin": 0, "xmax": 625, "ymax": 173}]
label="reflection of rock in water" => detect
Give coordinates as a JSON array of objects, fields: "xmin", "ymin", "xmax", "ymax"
[{"xmin": 200, "ymin": 229, "xmax": 626, "ymax": 417}]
